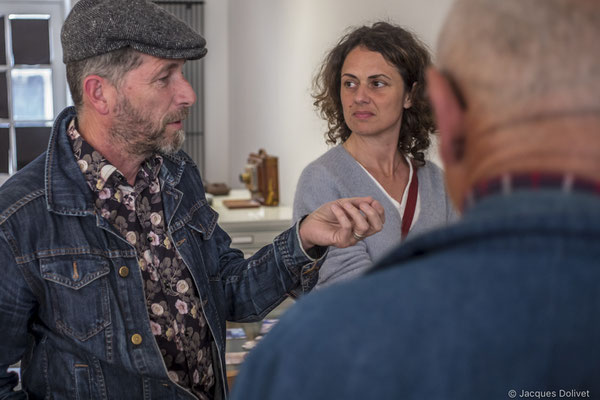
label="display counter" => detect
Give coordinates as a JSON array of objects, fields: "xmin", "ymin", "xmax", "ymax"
[{"xmin": 210, "ymin": 189, "xmax": 294, "ymax": 257}]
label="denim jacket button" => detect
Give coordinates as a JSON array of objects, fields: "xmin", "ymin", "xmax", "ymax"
[
  {"xmin": 131, "ymin": 333, "xmax": 143, "ymax": 345},
  {"xmin": 119, "ymin": 266, "xmax": 130, "ymax": 277}
]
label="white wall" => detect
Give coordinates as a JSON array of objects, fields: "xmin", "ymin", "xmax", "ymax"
[
  {"xmin": 203, "ymin": 0, "xmax": 230, "ymax": 183},
  {"xmin": 64, "ymin": 0, "xmax": 452, "ymax": 205},
  {"xmin": 211, "ymin": 0, "xmax": 453, "ymax": 206}
]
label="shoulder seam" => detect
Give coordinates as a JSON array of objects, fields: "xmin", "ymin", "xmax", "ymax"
[{"xmin": 0, "ymin": 188, "xmax": 46, "ymax": 226}]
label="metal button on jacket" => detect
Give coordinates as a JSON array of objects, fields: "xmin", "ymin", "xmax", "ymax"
[
  {"xmin": 119, "ymin": 266, "xmax": 129, "ymax": 277},
  {"xmin": 131, "ymin": 334, "xmax": 143, "ymax": 345}
]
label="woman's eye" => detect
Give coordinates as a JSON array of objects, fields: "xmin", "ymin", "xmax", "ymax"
[
  {"xmin": 343, "ymin": 81, "xmax": 357, "ymax": 88},
  {"xmin": 372, "ymin": 80, "xmax": 386, "ymax": 88}
]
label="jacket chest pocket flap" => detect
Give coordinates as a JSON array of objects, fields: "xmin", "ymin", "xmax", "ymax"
[
  {"xmin": 40, "ymin": 256, "xmax": 111, "ymax": 342},
  {"xmin": 184, "ymin": 200, "xmax": 218, "ymax": 241},
  {"xmin": 179, "ymin": 202, "xmax": 221, "ymax": 278}
]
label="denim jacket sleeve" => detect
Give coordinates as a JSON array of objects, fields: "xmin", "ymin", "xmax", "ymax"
[
  {"xmin": 193, "ymin": 215, "xmax": 327, "ymax": 323},
  {"xmin": 0, "ymin": 231, "xmax": 33, "ymax": 400}
]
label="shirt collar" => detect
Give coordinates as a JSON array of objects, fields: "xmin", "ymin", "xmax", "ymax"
[
  {"xmin": 464, "ymin": 172, "xmax": 600, "ymax": 210},
  {"xmin": 67, "ymin": 118, "xmax": 163, "ymax": 192}
]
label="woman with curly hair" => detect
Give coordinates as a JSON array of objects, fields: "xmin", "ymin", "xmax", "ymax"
[{"xmin": 294, "ymin": 22, "xmax": 457, "ymax": 288}]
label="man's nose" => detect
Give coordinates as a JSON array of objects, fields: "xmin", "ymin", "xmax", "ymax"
[{"xmin": 176, "ymin": 76, "xmax": 197, "ymax": 107}]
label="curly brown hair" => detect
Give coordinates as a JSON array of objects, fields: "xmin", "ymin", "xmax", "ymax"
[{"xmin": 313, "ymin": 22, "xmax": 435, "ymax": 166}]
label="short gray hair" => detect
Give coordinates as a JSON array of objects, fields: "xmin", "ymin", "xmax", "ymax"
[
  {"xmin": 437, "ymin": 0, "xmax": 600, "ymax": 121},
  {"xmin": 66, "ymin": 47, "xmax": 144, "ymax": 110}
]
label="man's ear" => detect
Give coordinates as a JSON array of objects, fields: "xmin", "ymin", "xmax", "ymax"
[
  {"xmin": 426, "ymin": 68, "xmax": 466, "ymax": 165},
  {"xmin": 426, "ymin": 67, "xmax": 468, "ymax": 212},
  {"xmin": 82, "ymin": 75, "xmax": 112, "ymax": 115}
]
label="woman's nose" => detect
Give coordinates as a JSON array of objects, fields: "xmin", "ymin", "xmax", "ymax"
[{"xmin": 353, "ymin": 85, "xmax": 370, "ymax": 104}]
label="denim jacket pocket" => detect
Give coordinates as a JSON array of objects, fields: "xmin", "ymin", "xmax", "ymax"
[
  {"xmin": 40, "ymin": 255, "xmax": 112, "ymax": 341},
  {"xmin": 184, "ymin": 199, "xmax": 218, "ymax": 241},
  {"xmin": 180, "ymin": 200, "xmax": 221, "ymax": 278},
  {"xmin": 74, "ymin": 363, "xmax": 92, "ymax": 400}
]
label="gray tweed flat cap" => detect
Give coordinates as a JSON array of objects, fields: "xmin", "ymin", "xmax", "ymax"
[{"xmin": 61, "ymin": 0, "xmax": 207, "ymax": 63}]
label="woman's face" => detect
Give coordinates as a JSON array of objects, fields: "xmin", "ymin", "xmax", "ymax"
[{"xmin": 340, "ymin": 46, "xmax": 412, "ymax": 140}]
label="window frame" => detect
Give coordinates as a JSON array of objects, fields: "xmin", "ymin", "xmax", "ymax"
[{"xmin": 0, "ymin": 0, "xmax": 66, "ymax": 174}]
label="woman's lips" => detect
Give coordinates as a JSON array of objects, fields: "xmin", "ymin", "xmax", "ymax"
[{"xmin": 353, "ymin": 111, "xmax": 374, "ymax": 119}]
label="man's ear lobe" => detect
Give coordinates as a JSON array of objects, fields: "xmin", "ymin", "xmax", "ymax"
[
  {"xmin": 426, "ymin": 67, "xmax": 466, "ymax": 164},
  {"xmin": 82, "ymin": 75, "xmax": 111, "ymax": 115}
]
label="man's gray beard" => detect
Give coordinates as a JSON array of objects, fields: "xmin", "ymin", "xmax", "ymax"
[
  {"xmin": 158, "ymin": 128, "xmax": 185, "ymax": 155},
  {"xmin": 109, "ymin": 95, "xmax": 188, "ymax": 158}
]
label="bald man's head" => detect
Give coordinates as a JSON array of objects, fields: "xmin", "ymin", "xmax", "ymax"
[{"xmin": 437, "ymin": 0, "xmax": 600, "ymax": 125}]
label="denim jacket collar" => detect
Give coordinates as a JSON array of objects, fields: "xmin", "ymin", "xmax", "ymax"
[{"xmin": 45, "ymin": 106, "xmax": 192, "ymax": 216}]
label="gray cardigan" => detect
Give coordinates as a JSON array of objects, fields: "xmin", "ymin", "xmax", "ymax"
[{"xmin": 294, "ymin": 145, "xmax": 457, "ymax": 288}]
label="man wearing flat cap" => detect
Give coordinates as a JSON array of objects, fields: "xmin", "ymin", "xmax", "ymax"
[{"xmin": 0, "ymin": 0, "xmax": 384, "ymax": 399}]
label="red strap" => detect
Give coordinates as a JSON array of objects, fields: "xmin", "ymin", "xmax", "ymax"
[{"xmin": 401, "ymin": 165, "xmax": 418, "ymax": 240}]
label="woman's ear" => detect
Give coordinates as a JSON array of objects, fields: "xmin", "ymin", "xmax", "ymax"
[
  {"xmin": 82, "ymin": 75, "xmax": 112, "ymax": 115},
  {"xmin": 403, "ymin": 82, "xmax": 417, "ymax": 109}
]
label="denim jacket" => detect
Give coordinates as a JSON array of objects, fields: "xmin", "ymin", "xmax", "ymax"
[{"xmin": 0, "ymin": 107, "xmax": 323, "ymax": 400}]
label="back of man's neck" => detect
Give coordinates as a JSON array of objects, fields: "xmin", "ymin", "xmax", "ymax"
[{"xmin": 465, "ymin": 115, "xmax": 600, "ymax": 188}]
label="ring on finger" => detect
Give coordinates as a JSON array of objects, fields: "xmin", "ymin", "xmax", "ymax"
[{"xmin": 352, "ymin": 231, "xmax": 366, "ymax": 241}]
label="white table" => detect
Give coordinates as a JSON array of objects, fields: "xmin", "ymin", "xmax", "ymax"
[{"xmin": 211, "ymin": 189, "xmax": 293, "ymax": 257}]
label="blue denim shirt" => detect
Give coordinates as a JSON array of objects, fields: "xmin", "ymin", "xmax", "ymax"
[{"xmin": 0, "ymin": 107, "xmax": 324, "ymax": 400}]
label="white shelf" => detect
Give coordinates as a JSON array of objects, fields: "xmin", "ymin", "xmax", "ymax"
[
  {"xmin": 211, "ymin": 189, "xmax": 292, "ymax": 224},
  {"xmin": 211, "ymin": 189, "xmax": 293, "ymax": 256}
]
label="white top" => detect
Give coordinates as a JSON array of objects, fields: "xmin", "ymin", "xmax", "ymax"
[{"xmin": 355, "ymin": 155, "xmax": 421, "ymax": 231}]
